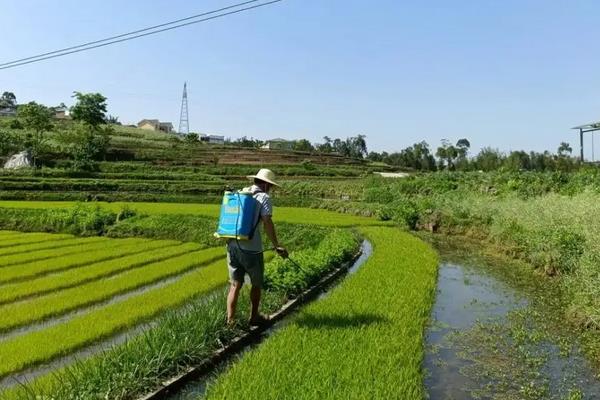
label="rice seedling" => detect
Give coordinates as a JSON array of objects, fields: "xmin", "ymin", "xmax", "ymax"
[
  {"xmin": 0, "ymin": 236, "xmax": 106, "ymax": 257},
  {"xmin": 0, "ymin": 255, "xmax": 229, "ymax": 378},
  {"xmin": 0, "ymin": 247, "xmax": 224, "ymax": 332},
  {"xmin": 0, "ymin": 232, "xmax": 72, "ymax": 249},
  {"xmin": 0, "ymin": 238, "xmax": 168, "ymax": 284},
  {"xmin": 1, "ymin": 229, "xmax": 360, "ymax": 399},
  {"xmin": 0, "ymin": 236, "xmax": 111, "ymax": 267},
  {"xmin": 0, "ymin": 242, "xmax": 198, "ymax": 305}
]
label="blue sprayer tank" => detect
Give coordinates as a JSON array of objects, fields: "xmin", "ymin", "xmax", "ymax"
[{"xmin": 214, "ymin": 190, "xmax": 258, "ymax": 240}]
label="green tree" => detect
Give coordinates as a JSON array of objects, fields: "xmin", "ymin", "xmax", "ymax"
[
  {"xmin": 504, "ymin": 150, "xmax": 531, "ymax": 171},
  {"xmin": 556, "ymin": 142, "xmax": 575, "ymax": 172},
  {"xmin": 557, "ymin": 142, "xmax": 572, "ymax": 157},
  {"xmin": 70, "ymin": 92, "xmax": 107, "ymax": 127},
  {"xmin": 455, "ymin": 138, "xmax": 471, "ymax": 170},
  {"xmin": 63, "ymin": 92, "xmax": 112, "ymax": 170},
  {"xmin": 352, "ymin": 134, "xmax": 368, "ymax": 158},
  {"xmin": 367, "ymin": 151, "xmax": 383, "ymax": 162},
  {"xmin": 0, "ymin": 92, "xmax": 17, "ymax": 109},
  {"xmin": 105, "ymin": 114, "xmax": 120, "ymax": 125},
  {"xmin": 331, "ymin": 135, "xmax": 368, "ymax": 159},
  {"xmin": 474, "ymin": 147, "xmax": 503, "ymax": 171},
  {"xmin": 316, "ymin": 136, "xmax": 333, "ymax": 153},
  {"xmin": 185, "ymin": 133, "xmax": 200, "ymax": 145},
  {"xmin": 293, "ymin": 139, "xmax": 313, "ymax": 152},
  {"xmin": 18, "ymin": 102, "xmax": 53, "ymax": 167},
  {"xmin": 233, "ymin": 136, "xmax": 263, "ymax": 148},
  {"xmin": 436, "ymin": 139, "xmax": 458, "ymax": 170},
  {"xmin": 57, "ymin": 124, "xmax": 112, "ymax": 171},
  {"xmin": 0, "ymin": 129, "xmax": 21, "ymax": 156}
]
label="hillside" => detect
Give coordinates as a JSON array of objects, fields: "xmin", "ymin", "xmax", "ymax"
[
  {"xmin": 0, "ymin": 120, "xmax": 388, "ymax": 204},
  {"xmin": 1, "ymin": 119, "xmax": 373, "ymax": 167}
]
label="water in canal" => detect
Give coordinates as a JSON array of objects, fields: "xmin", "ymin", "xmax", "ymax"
[{"xmin": 425, "ymin": 237, "xmax": 600, "ymax": 400}]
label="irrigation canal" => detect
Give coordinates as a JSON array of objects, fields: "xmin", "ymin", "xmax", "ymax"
[{"xmin": 425, "ymin": 237, "xmax": 600, "ymax": 400}]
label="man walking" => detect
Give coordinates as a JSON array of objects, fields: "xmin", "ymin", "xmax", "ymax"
[{"xmin": 226, "ymin": 168, "xmax": 288, "ymax": 327}]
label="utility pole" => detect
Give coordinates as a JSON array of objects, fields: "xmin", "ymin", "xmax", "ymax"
[{"xmin": 178, "ymin": 82, "xmax": 189, "ymax": 135}]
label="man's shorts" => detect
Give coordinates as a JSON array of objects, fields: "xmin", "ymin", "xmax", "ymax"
[{"xmin": 227, "ymin": 244, "xmax": 265, "ymax": 288}]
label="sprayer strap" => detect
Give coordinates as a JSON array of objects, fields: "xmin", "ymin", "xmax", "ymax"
[{"xmin": 247, "ymin": 186, "xmax": 264, "ymax": 240}]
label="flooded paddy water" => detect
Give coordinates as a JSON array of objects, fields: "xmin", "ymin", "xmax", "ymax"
[{"xmin": 424, "ymin": 235, "xmax": 600, "ymax": 400}]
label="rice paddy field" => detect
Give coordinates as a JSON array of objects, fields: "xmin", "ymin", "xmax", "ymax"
[{"xmin": 0, "ymin": 200, "xmax": 442, "ymax": 400}]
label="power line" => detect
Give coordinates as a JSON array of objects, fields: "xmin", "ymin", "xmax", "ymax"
[
  {"xmin": 0, "ymin": 0, "xmax": 283, "ymax": 71},
  {"xmin": 0, "ymin": 0, "xmax": 264, "ymax": 68}
]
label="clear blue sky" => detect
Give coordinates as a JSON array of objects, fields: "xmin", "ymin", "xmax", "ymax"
[{"xmin": 1, "ymin": 0, "xmax": 599, "ymax": 157}]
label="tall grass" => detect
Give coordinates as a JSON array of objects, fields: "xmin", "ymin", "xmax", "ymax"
[{"xmin": 411, "ymin": 191, "xmax": 600, "ymax": 328}]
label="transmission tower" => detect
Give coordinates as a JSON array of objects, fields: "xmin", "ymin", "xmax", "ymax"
[{"xmin": 178, "ymin": 82, "xmax": 189, "ymax": 135}]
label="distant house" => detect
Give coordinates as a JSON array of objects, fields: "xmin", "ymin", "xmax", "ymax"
[
  {"xmin": 261, "ymin": 138, "xmax": 294, "ymax": 151},
  {"xmin": 0, "ymin": 107, "xmax": 16, "ymax": 117},
  {"xmin": 138, "ymin": 119, "xmax": 174, "ymax": 133},
  {"xmin": 200, "ymin": 134, "xmax": 225, "ymax": 145},
  {"xmin": 159, "ymin": 122, "xmax": 174, "ymax": 133},
  {"xmin": 52, "ymin": 104, "xmax": 70, "ymax": 119}
]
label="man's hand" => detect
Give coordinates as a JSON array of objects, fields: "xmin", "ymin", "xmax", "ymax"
[{"xmin": 275, "ymin": 246, "xmax": 289, "ymax": 259}]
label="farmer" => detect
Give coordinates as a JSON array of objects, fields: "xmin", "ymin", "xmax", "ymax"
[{"xmin": 227, "ymin": 168, "xmax": 288, "ymax": 327}]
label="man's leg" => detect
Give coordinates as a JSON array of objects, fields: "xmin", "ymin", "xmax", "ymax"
[
  {"xmin": 227, "ymin": 280, "xmax": 243, "ymax": 324},
  {"xmin": 247, "ymin": 253, "xmax": 266, "ymax": 324},
  {"xmin": 249, "ymin": 285, "xmax": 261, "ymax": 322}
]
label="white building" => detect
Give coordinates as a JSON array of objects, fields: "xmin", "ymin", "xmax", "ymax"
[{"xmin": 200, "ymin": 134, "xmax": 224, "ymax": 145}]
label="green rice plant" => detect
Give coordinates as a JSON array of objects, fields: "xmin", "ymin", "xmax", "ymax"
[
  {"xmin": 0, "ymin": 232, "xmax": 72, "ymax": 249},
  {"xmin": 0, "ymin": 242, "xmax": 198, "ymax": 305},
  {"xmin": 0, "ymin": 238, "xmax": 167, "ymax": 284},
  {"xmin": 0, "ymin": 255, "xmax": 229, "ymax": 378},
  {"xmin": 1, "ymin": 229, "xmax": 360, "ymax": 399},
  {"xmin": 264, "ymin": 229, "xmax": 358, "ymax": 295},
  {"xmin": 0, "ymin": 247, "xmax": 224, "ymax": 332},
  {"xmin": 0, "ymin": 236, "xmax": 106, "ymax": 257},
  {"xmin": 205, "ymin": 227, "xmax": 438, "ymax": 400},
  {"xmin": 0, "ymin": 236, "xmax": 110, "ymax": 267},
  {"xmin": 0, "ymin": 231, "xmax": 26, "ymax": 240}
]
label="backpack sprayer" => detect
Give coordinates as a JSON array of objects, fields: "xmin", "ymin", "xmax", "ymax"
[
  {"xmin": 214, "ymin": 187, "xmax": 298, "ymax": 265},
  {"xmin": 214, "ymin": 188, "xmax": 260, "ymax": 242}
]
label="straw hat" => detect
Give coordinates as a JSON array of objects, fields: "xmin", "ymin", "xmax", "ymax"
[{"xmin": 247, "ymin": 168, "xmax": 280, "ymax": 187}]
